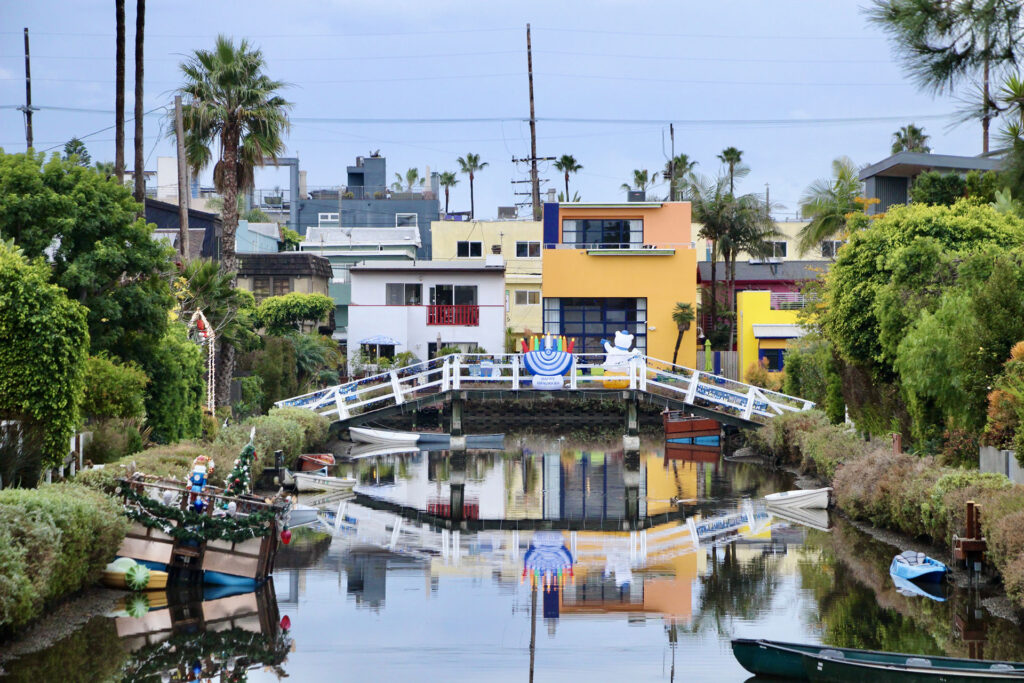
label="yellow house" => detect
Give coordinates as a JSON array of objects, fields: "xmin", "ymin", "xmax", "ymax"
[
  {"xmin": 694, "ymin": 220, "xmax": 844, "ymax": 262},
  {"xmin": 430, "ymin": 219, "xmax": 542, "ymax": 342},
  {"xmin": 736, "ymin": 290, "xmax": 805, "ymax": 382},
  {"xmin": 540, "ymin": 202, "xmax": 697, "ymax": 366}
]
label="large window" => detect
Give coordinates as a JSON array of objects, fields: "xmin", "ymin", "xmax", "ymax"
[
  {"xmin": 430, "ymin": 284, "xmax": 477, "ymax": 305},
  {"xmin": 820, "ymin": 240, "xmax": 844, "ymax": 258},
  {"xmin": 516, "ymin": 241, "xmax": 541, "ymax": 258},
  {"xmin": 543, "ymin": 297, "xmax": 647, "ymax": 354},
  {"xmin": 385, "ymin": 283, "xmax": 422, "ymax": 305},
  {"xmin": 770, "ymin": 241, "xmax": 788, "ymax": 258},
  {"xmin": 758, "ymin": 348, "xmax": 785, "ymax": 371},
  {"xmin": 561, "ymin": 219, "xmax": 643, "ymax": 248},
  {"xmin": 514, "ymin": 290, "xmax": 540, "ymax": 305},
  {"xmin": 457, "ymin": 241, "xmax": 482, "ymax": 258}
]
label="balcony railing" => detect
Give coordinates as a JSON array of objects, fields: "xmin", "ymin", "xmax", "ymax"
[
  {"xmin": 770, "ymin": 292, "xmax": 808, "ymax": 310},
  {"xmin": 427, "ymin": 305, "xmax": 479, "ymax": 326}
]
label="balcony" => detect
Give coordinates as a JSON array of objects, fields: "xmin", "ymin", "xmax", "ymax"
[
  {"xmin": 770, "ymin": 292, "xmax": 809, "ymax": 310},
  {"xmin": 427, "ymin": 305, "xmax": 479, "ymax": 326}
]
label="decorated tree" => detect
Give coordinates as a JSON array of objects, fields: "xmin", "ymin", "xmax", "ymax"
[{"xmin": 224, "ymin": 437, "xmax": 256, "ymax": 498}]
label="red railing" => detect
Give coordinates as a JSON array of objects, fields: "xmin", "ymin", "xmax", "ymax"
[{"xmin": 426, "ymin": 304, "xmax": 479, "ymax": 326}]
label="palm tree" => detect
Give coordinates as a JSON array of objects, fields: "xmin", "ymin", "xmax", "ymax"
[
  {"xmin": 132, "ymin": 0, "xmax": 145, "ymax": 205},
  {"xmin": 439, "ymin": 171, "xmax": 459, "ymax": 214},
  {"xmin": 114, "ymin": 0, "xmax": 125, "ymax": 183},
  {"xmin": 717, "ymin": 147, "xmax": 747, "ymax": 195},
  {"xmin": 998, "ymin": 75, "xmax": 1024, "ymax": 146},
  {"xmin": 664, "ymin": 154, "xmax": 698, "ymax": 201},
  {"xmin": 553, "ymin": 154, "xmax": 583, "ymax": 202},
  {"xmin": 392, "ymin": 168, "xmax": 420, "ymax": 193},
  {"xmin": 177, "ymin": 35, "xmax": 292, "ymax": 275},
  {"xmin": 683, "ymin": 175, "xmax": 731, "ymax": 335},
  {"xmin": 94, "ymin": 161, "xmax": 116, "ymax": 179},
  {"xmin": 457, "ymin": 153, "xmax": 488, "ymax": 219},
  {"xmin": 620, "ymin": 169, "xmax": 656, "ymax": 196},
  {"xmin": 891, "ymin": 124, "xmax": 931, "ymax": 153},
  {"xmin": 671, "ymin": 302, "xmax": 695, "ymax": 367},
  {"xmin": 796, "ymin": 157, "xmax": 862, "ymax": 255}
]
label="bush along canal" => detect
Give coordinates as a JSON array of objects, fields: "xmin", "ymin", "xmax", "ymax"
[{"xmin": 5, "ymin": 429, "xmax": 1024, "ymax": 681}]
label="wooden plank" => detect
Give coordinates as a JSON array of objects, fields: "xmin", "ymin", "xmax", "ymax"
[{"xmin": 118, "ymin": 536, "xmax": 174, "ymax": 565}]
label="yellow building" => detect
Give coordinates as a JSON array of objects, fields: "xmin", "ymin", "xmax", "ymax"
[
  {"xmin": 736, "ymin": 290, "xmax": 805, "ymax": 382},
  {"xmin": 694, "ymin": 220, "xmax": 845, "ymax": 262},
  {"xmin": 540, "ymin": 202, "xmax": 697, "ymax": 366},
  {"xmin": 430, "ymin": 219, "xmax": 542, "ymax": 341}
]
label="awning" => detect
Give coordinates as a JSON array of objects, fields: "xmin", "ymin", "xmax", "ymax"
[
  {"xmin": 359, "ymin": 334, "xmax": 400, "ymax": 345},
  {"xmin": 752, "ymin": 324, "xmax": 805, "ymax": 339}
]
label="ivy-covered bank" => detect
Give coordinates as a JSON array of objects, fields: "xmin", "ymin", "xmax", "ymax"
[
  {"xmin": 0, "ymin": 484, "xmax": 128, "ymax": 633},
  {"xmin": 748, "ymin": 411, "xmax": 1024, "ymax": 605}
]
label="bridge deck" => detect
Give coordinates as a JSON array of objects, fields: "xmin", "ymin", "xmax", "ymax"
[{"xmin": 276, "ymin": 353, "xmax": 814, "ymax": 430}]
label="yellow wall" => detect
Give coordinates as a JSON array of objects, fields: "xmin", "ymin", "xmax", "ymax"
[
  {"xmin": 431, "ymin": 219, "xmax": 542, "ymax": 336},
  {"xmin": 694, "ymin": 220, "xmax": 817, "ymax": 262},
  {"xmin": 543, "ymin": 203, "xmax": 697, "ymax": 366},
  {"xmin": 736, "ymin": 290, "xmax": 801, "ymax": 382}
]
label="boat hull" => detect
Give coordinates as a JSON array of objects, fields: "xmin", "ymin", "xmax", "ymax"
[
  {"xmin": 890, "ymin": 556, "xmax": 947, "ymax": 582},
  {"xmin": 765, "ymin": 487, "xmax": 831, "ymax": 510},
  {"xmin": 299, "ymin": 453, "xmax": 335, "ymax": 471},
  {"xmin": 350, "ymin": 427, "xmax": 422, "ymax": 445},
  {"xmin": 732, "ymin": 638, "xmax": 808, "ymax": 679},
  {"xmin": 293, "ymin": 472, "xmax": 356, "ymax": 493},
  {"xmin": 804, "ymin": 652, "xmax": 1024, "ymax": 681},
  {"xmin": 203, "ymin": 571, "xmax": 259, "ymax": 588}
]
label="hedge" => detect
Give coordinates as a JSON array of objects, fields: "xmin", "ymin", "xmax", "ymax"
[{"xmin": 0, "ymin": 483, "xmax": 127, "ymax": 631}]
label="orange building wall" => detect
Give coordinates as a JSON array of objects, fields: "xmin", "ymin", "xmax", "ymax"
[{"xmin": 557, "ymin": 203, "xmax": 692, "ymax": 245}]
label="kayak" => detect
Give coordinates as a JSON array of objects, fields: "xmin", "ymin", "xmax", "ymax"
[{"xmin": 890, "ymin": 550, "xmax": 947, "ymax": 582}]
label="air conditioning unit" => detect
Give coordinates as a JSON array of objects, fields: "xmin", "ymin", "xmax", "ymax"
[
  {"xmin": 498, "ymin": 206, "xmax": 518, "ymax": 219},
  {"xmin": 628, "ymin": 190, "xmax": 645, "ymax": 202}
]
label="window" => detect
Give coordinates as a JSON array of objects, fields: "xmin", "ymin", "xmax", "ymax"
[
  {"xmin": 252, "ymin": 277, "xmax": 271, "ymax": 301},
  {"xmin": 758, "ymin": 348, "xmax": 785, "ymax": 372},
  {"xmin": 361, "ymin": 343, "xmax": 395, "ymax": 362},
  {"xmin": 273, "ymin": 278, "xmax": 291, "ymax": 296},
  {"xmin": 543, "ymin": 297, "xmax": 647, "ymax": 355},
  {"xmin": 516, "ymin": 241, "xmax": 541, "ymax": 258},
  {"xmin": 561, "ymin": 219, "xmax": 643, "ymax": 248},
  {"xmin": 385, "ymin": 283, "xmax": 422, "ymax": 305},
  {"xmin": 456, "ymin": 241, "xmax": 482, "ymax": 258},
  {"xmin": 820, "ymin": 240, "xmax": 844, "ymax": 258},
  {"xmin": 396, "ymin": 213, "xmax": 418, "ymax": 228},
  {"xmin": 770, "ymin": 241, "xmax": 788, "ymax": 258},
  {"xmin": 331, "ymin": 265, "xmax": 350, "ymax": 283},
  {"xmin": 515, "ymin": 290, "xmax": 540, "ymax": 305},
  {"xmin": 318, "ymin": 212, "xmax": 339, "ymax": 227},
  {"xmin": 429, "ymin": 284, "xmax": 477, "ymax": 305}
]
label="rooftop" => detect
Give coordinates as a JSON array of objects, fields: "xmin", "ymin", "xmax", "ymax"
[
  {"xmin": 698, "ymin": 259, "xmax": 829, "ymax": 282},
  {"xmin": 238, "ymin": 252, "xmax": 334, "ymax": 279},
  {"xmin": 302, "ymin": 226, "xmax": 422, "ymax": 247},
  {"xmin": 859, "ymin": 151, "xmax": 1002, "ymax": 180},
  {"xmin": 351, "ymin": 259, "xmax": 505, "ymax": 273},
  {"xmin": 752, "ymin": 324, "xmax": 806, "ymax": 339}
]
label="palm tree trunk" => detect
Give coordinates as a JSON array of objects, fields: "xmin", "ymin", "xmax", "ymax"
[
  {"xmin": 115, "ymin": 0, "xmax": 125, "ymax": 183},
  {"xmin": 709, "ymin": 245, "xmax": 718, "ymax": 339},
  {"xmin": 565, "ymin": 172, "xmax": 569, "ymax": 201},
  {"xmin": 132, "ymin": 0, "xmax": 145, "ymax": 207},
  {"xmin": 672, "ymin": 330, "xmax": 682, "ymax": 366},
  {"xmin": 221, "ymin": 128, "xmax": 240, "ymax": 275},
  {"xmin": 469, "ymin": 172, "xmax": 475, "ymax": 219},
  {"xmin": 444, "ymin": 187, "xmax": 450, "ymax": 214},
  {"xmin": 728, "ymin": 254, "xmax": 738, "ymax": 352},
  {"xmin": 215, "ymin": 340, "xmax": 234, "ymax": 407}
]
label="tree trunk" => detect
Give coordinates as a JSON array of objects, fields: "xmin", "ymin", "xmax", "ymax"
[
  {"xmin": 672, "ymin": 330, "xmax": 682, "ymax": 367},
  {"xmin": 469, "ymin": 172, "xmax": 475, "ymax": 219},
  {"xmin": 983, "ymin": 59, "xmax": 991, "ymax": 154},
  {"xmin": 728, "ymin": 254, "xmax": 738, "ymax": 352},
  {"xmin": 114, "ymin": 0, "xmax": 125, "ymax": 183},
  {"xmin": 444, "ymin": 187, "xmax": 449, "ymax": 214},
  {"xmin": 132, "ymin": 0, "xmax": 145, "ymax": 207},
  {"xmin": 565, "ymin": 172, "xmax": 569, "ymax": 201},
  {"xmin": 709, "ymin": 243, "xmax": 718, "ymax": 341},
  {"xmin": 221, "ymin": 127, "xmax": 240, "ymax": 276},
  {"xmin": 215, "ymin": 340, "xmax": 235, "ymax": 407}
]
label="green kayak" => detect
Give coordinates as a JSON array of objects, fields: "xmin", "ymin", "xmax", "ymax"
[{"xmin": 731, "ymin": 638, "xmax": 1024, "ymax": 681}]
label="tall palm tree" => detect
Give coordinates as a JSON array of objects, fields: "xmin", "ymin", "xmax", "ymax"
[
  {"xmin": 671, "ymin": 302, "xmax": 695, "ymax": 367},
  {"xmin": 796, "ymin": 157, "xmax": 862, "ymax": 255},
  {"xmin": 132, "ymin": 0, "xmax": 145, "ymax": 205},
  {"xmin": 683, "ymin": 175, "xmax": 731, "ymax": 334},
  {"xmin": 664, "ymin": 154, "xmax": 698, "ymax": 201},
  {"xmin": 114, "ymin": 0, "xmax": 125, "ymax": 183},
  {"xmin": 620, "ymin": 169, "xmax": 656, "ymax": 196},
  {"xmin": 392, "ymin": 168, "xmax": 420, "ymax": 192},
  {"xmin": 891, "ymin": 124, "xmax": 931, "ymax": 153},
  {"xmin": 177, "ymin": 35, "xmax": 292, "ymax": 275},
  {"xmin": 457, "ymin": 153, "xmax": 488, "ymax": 219},
  {"xmin": 439, "ymin": 171, "xmax": 459, "ymax": 214},
  {"xmin": 553, "ymin": 154, "xmax": 582, "ymax": 202},
  {"xmin": 717, "ymin": 147, "xmax": 747, "ymax": 195}
]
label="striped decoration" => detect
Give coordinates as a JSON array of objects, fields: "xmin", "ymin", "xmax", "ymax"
[{"xmin": 523, "ymin": 349, "xmax": 573, "ymax": 376}]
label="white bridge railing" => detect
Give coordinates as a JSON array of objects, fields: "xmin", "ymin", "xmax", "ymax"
[{"xmin": 274, "ymin": 353, "xmax": 815, "ymax": 425}]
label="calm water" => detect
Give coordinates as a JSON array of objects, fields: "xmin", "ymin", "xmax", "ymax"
[{"xmin": 6, "ymin": 434, "xmax": 1024, "ymax": 682}]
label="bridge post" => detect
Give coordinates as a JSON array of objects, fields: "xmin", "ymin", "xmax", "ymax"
[
  {"xmin": 638, "ymin": 357, "xmax": 647, "ymax": 392},
  {"xmin": 512, "ymin": 355, "xmax": 520, "ymax": 390},
  {"xmin": 450, "ymin": 452, "xmax": 467, "ymax": 525},
  {"xmin": 623, "ymin": 450, "xmax": 641, "ymax": 528},
  {"xmin": 685, "ymin": 371, "xmax": 700, "ymax": 404},
  {"xmin": 389, "ymin": 371, "xmax": 404, "ymax": 405},
  {"xmin": 450, "ymin": 394, "xmax": 464, "ymax": 437},
  {"xmin": 742, "ymin": 386, "xmax": 758, "ymax": 420},
  {"xmin": 334, "ymin": 389, "xmax": 350, "ymax": 420},
  {"xmin": 569, "ymin": 355, "xmax": 577, "ymax": 390},
  {"xmin": 623, "ymin": 395, "xmax": 640, "ymax": 450},
  {"xmin": 452, "ymin": 355, "xmax": 462, "ymax": 390}
]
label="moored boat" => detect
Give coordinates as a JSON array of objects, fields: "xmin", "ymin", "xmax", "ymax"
[
  {"xmin": 891, "ymin": 573, "xmax": 947, "ymax": 602},
  {"xmin": 767, "ymin": 505, "xmax": 831, "ymax": 532},
  {"xmin": 349, "ymin": 426, "xmax": 504, "ymax": 449},
  {"xmin": 349, "ymin": 427, "xmax": 425, "ymax": 445},
  {"xmin": 348, "ymin": 443, "xmax": 421, "ymax": 460},
  {"xmin": 764, "ymin": 487, "xmax": 831, "ymax": 510},
  {"xmin": 732, "ymin": 638, "xmax": 1024, "ymax": 681},
  {"xmin": 293, "ymin": 471, "xmax": 356, "ymax": 493},
  {"xmin": 299, "ymin": 453, "xmax": 336, "ymax": 471},
  {"xmin": 890, "ymin": 550, "xmax": 947, "ymax": 582}
]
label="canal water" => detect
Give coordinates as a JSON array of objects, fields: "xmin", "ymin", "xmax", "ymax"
[{"xmin": 5, "ymin": 433, "xmax": 1024, "ymax": 682}]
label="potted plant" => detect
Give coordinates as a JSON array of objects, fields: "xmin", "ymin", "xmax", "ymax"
[
  {"xmin": 373, "ymin": 191, "xmax": 385, "ymax": 199},
  {"xmin": 671, "ymin": 302, "xmax": 695, "ymax": 367},
  {"xmin": 343, "ymin": 191, "xmax": 355, "ymax": 199}
]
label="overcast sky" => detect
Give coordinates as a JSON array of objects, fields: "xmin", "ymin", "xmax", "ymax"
[{"xmin": 0, "ymin": 1, "xmax": 986, "ymax": 221}]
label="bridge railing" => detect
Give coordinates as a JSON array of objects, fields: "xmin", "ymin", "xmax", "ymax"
[{"xmin": 275, "ymin": 353, "xmax": 814, "ymax": 424}]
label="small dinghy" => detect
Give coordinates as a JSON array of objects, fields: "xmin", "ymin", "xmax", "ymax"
[
  {"xmin": 299, "ymin": 453, "xmax": 336, "ymax": 471},
  {"xmin": 892, "ymin": 573, "xmax": 947, "ymax": 602},
  {"xmin": 350, "ymin": 427, "xmax": 428, "ymax": 445},
  {"xmin": 764, "ymin": 487, "xmax": 831, "ymax": 510},
  {"xmin": 287, "ymin": 503, "xmax": 320, "ymax": 527},
  {"xmin": 890, "ymin": 550, "xmax": 947, "ymax": 582},
  {"xmin": 293, "ymin": 471, "xmax": 356, "ymax": 493}
]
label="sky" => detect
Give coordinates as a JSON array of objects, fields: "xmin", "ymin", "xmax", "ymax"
[{"xmin": 0, "ymin": 0, "xmax": 989, "ymax": 222}]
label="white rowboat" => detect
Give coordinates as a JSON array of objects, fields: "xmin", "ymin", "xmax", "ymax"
[
  {"xmin": 350, "ymin": 427, "xmax": 429, "ymax": 445},
  {"xmin": 764, "ymin": 487, "xmax": 831, "ymax": 510},
  {"xmin": 293, "ymin": 472, "xmax": 357, "ymax": 493}
]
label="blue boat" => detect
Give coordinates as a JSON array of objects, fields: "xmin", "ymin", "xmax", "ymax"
[
  {"xmin": 890, "ymin": 550, "xmax": 947, "ymax": 582},
  {"xmin": 891, "ymin": 573, "xmax": 947, "ymax": 602}
]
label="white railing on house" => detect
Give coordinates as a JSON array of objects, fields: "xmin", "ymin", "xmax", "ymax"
[
  {"xmin": 770, "ymin": 292, "xmax": 809, "ymax": 309},
  {"xmin": 275, "ymin": 353, "xmax": 815, "ymax": 426}
]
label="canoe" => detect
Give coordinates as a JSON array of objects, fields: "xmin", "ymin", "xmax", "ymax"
[
  {"xmin": 890, "ymin": 550, "xmax": 947, "ymax": 581},
  {"xmin": 299, "ymin": 453, "xmax": 336, "ymax": 471},
  {"xmin": 293, "ymin": 471, "xmax": 356, "ymax": 493},
  {"xmin": 350, "ymin": 427, "xmax": 425, "ymax": 445},
  {"xmin": 764, "ymin": 487, "xmax": 831, "ymax": 510},
  {"xmin": 732, "ymin": 638, "xmax": 1024, "ymax": 681}
]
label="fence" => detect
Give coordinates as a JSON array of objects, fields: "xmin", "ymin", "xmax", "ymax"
[
  {"xmin": 979, "ymin": 445, "xmax": 1024, "ymax": 485},
  {"xmin": 695, "ymin": 351, "xmax": 739, "ymax": 380}
]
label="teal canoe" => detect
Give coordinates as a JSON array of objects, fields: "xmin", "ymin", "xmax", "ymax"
[{"xmin": 731, "ymin": 639, "xmax": 1024, "ymax": 681}]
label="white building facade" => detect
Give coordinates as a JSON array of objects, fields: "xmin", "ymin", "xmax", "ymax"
[{"xmin": 347, "ymin": 259, "xmax": 506, "ymax": 368}]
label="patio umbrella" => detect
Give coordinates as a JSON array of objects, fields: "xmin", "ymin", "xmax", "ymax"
[{"xmin": 359, "ymin": 334, "xmax": 401, "ymax": 360}]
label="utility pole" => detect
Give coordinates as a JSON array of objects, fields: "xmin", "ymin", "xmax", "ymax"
[
  {"xmin": 765, "ymin": 183, "xmax": 770, "ymax": 213},
  {"xmin": 668, "ymin": 123, "xmax": 675, "ymax": 200},
  {"xmin": 526, "ymin": 24, "xmax": 540, "ymax": 220},
  {"xmin": 174, "ymin": 95, "xmax": 190, "ymax": 259},
  {"xmin": 20, "ymin": 28, "xmax": 35, "ymax": 151},
  {"xmin": 115, "ymin": 0, "xmax": 125, "ymax": 183},
  {"xmin": 133, "ymin": 0, "xmax": 145, "ymax": 206}
]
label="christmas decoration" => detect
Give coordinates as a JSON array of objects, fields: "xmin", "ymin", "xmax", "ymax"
[
  {"xmin": 280, "ymin": 527, "xmax": 292, "ymax": 545},
  {"xmin": 125, "ymin": 563, "xmax": 152, "ymax": 591},
  {"xmin": 280, "ymin": 615, "xmax": 291, "ymax": 631},
  {"xmin": 224, "ymin": 434, "xmax": 256, "ymax": 499},
  {"xmin": 120, "ymin": 485, "xmax": 280, "ymax": 544}
]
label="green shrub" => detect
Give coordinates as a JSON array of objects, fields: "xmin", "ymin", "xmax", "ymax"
[
  {"xmin": 234, "ymin": 375, "xmax": 265, "ymax": 419},
  {"xmin": 0, "ymin": 483, "xmax": 127, "ymax": 631},
  {"xmin": 84, "ymin": 417, "xmax": 147, "ymax": 464},
  {"xmin": 268, "ymin": 406, "xmax": 330, "ymax": 451},
  {"xmin": 216, "ymin": 414, "xmax": 304, "ymax": 470},
  {"xmin": 143, "ymin": 323, "xmax": 204, "ymax": 444},
  {"xmin": 80, "ymin": 355, "xmax": 149, "ymax": 421}
]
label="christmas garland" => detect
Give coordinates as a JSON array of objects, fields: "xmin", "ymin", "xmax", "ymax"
[
  {"xmin": 119, "ymin": 485, "xmax": 280, "ymax": 543},
  {"xmin": 118, "ymin": 626, "xmax": 291, "ymax": 681}
]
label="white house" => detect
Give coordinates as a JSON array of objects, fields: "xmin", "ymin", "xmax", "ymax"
[{"xmin": 348, "ymin": 259, "xmax": 506, "ymax": 368}]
